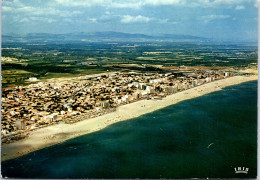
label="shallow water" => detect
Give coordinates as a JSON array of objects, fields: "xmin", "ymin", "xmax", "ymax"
[{"xmin": 2, "ymin": 80, "xmax": 257, "ymax": 178}]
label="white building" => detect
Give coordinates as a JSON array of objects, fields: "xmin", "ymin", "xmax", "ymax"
[{"xmin": 27, "ymin": 77, "xmax": 38, "ymax": 82}]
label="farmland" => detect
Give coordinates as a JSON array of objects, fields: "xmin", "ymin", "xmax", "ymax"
[{"xmin": 2, "ymin": 41, "xmax": 257, "ymax": 89}]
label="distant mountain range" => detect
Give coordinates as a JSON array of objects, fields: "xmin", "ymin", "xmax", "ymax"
[{"xmin": 2, "ymin": 31, "xmax": 208, "ymax": 43}]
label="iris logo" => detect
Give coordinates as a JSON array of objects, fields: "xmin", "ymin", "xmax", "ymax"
[{"xmin": 234, "ymin": 167, "xmax": 249, "ymax": 174}]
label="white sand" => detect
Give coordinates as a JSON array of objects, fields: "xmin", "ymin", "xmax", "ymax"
[{"xmin": 1, "ymin": 75, "xmax": 258, "ymax": 162}]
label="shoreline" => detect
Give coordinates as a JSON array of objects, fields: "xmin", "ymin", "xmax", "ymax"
[{"xmin": 1, "ymin": 75, "xmax": 258, "ymax": 162}]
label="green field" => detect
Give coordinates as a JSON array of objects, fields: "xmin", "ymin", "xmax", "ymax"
[{"xmin": 2, "ymin": 42, "xmax": 257, "ymax": 88}]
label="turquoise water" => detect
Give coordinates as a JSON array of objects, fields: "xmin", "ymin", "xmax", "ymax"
[{"xmin": 2, "ymin": 81, "xmax": 257, "ymax": 179}]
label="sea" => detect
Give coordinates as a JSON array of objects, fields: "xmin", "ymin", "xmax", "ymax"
[{"xmin": 1, "ymin": 80, "xmax": 257, "ymax": 179}]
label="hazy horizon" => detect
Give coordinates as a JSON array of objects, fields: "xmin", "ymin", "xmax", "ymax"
[{"xmin": 2, "ymin": 0, "xmax": 258, "ymax": 42}]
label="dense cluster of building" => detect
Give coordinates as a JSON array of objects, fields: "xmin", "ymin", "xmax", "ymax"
[{"xmin": 1, "ymin": 70, "xmax": 233, "ymax": 140}]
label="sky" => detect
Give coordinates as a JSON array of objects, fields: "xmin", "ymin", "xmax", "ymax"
[{"xmin": 2, "ymin": 0, "xmax": 259, "ymax": 41}]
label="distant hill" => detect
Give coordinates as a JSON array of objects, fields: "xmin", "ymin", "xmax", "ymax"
[
  {"xmin": 2, "ymin": 31, "xmax": 207, "ymax": 43},
  {"xmin": 88, "ymin": 31, "xmax": 153, "ymax": 39},
  {"xmin": 158, "ymin": 34, "xmax": 203, "ymax": 39}
]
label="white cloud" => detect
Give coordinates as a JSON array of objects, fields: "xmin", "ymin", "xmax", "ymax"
[
  {"xmin": 19, "ymin": 17, "xmax": 30, "ymax": 23},
  {"xmin": 92, "ymin": 13, "xmax": 173, "ymax": 25},
  {"xmin": 2, "ymin": 0, "xmax": 256, "ymax": 27},
  {"xmin": 110, "ymin": 2, "xmax": 143, "ymax": 9},
  {"xmin": 24, "ymin": 17, "xmax": 56, "ymax": 23},
  {"xmin": 88, "ymin": 18, "xmax": 98, "ymax": 23},
  {"xmin": 2, "ymin": 0, "xmax": 257, "ymax": 13},
  {"xmin": 121, "ymin": 15, "xmax": 151, "ymax": 23},
  {"xmin": 201, "ymin": 14, "xmax": 231, "ymax": 23},
  {"xmin": 53, "ymin": 0, "xmax": 185, "ymax": 8},
  {"xmin": 170, "ymin": 21, "xmax": 179, "ymax": 24},
  {"xmin": 2, "ymin": 6, "xmax": 13, "ymax": 12},
  {"xmin": 54, "ymin": 0, "xmax": 109, "ymax": 7},
  {"xmin": 200, "ymin": 0, "xmax": 254, "ymax": 6},
  {"xmin": 2, "ymin": 0, "xmax": 23, "ymax": 7},
  {"xmin": 143, "ymin": 0, "xmax": 185, "ymax": 6},
  {"xmin": 52, "ymin": 0, "xmax": 257, "ymax": 9},
  {"xmin": 13, "ymin": 16, "xmax": 56, "ymax": 23},
  {"xmin": 2, "ymin": 0, "xmax": 83, "ymax": 16},
  {"xmin": 159, "ymin": 18, "xmax": 169, "ymax": 23},
  {"xmin": 17, "ymin": 6, "xmax": 37, "ymax": 13},
  {"xmin": 2, "ymin": 0, "xmax": 84, "ymax": 25},
  {"xmin": 155, "ymin": 18, "xmax": 178, "ymax": 24},
  {"xmin": 235, "ymin": 5, "xmax": 245, "ymax": 9}
]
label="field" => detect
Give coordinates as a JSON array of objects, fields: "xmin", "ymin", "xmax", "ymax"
[{"xmin": 2, "ymin": 41, "xmax": 258, "ymax": 89}]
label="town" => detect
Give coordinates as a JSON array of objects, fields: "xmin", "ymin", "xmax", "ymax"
[{"xmin": 1, "ymin": 70, "xmax": 234, "ymax": 143}]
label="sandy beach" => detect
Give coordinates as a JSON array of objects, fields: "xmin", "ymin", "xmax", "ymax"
[{"xmin": 1, "ymin": 74, "xmax": 258, "ymax": 162}]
